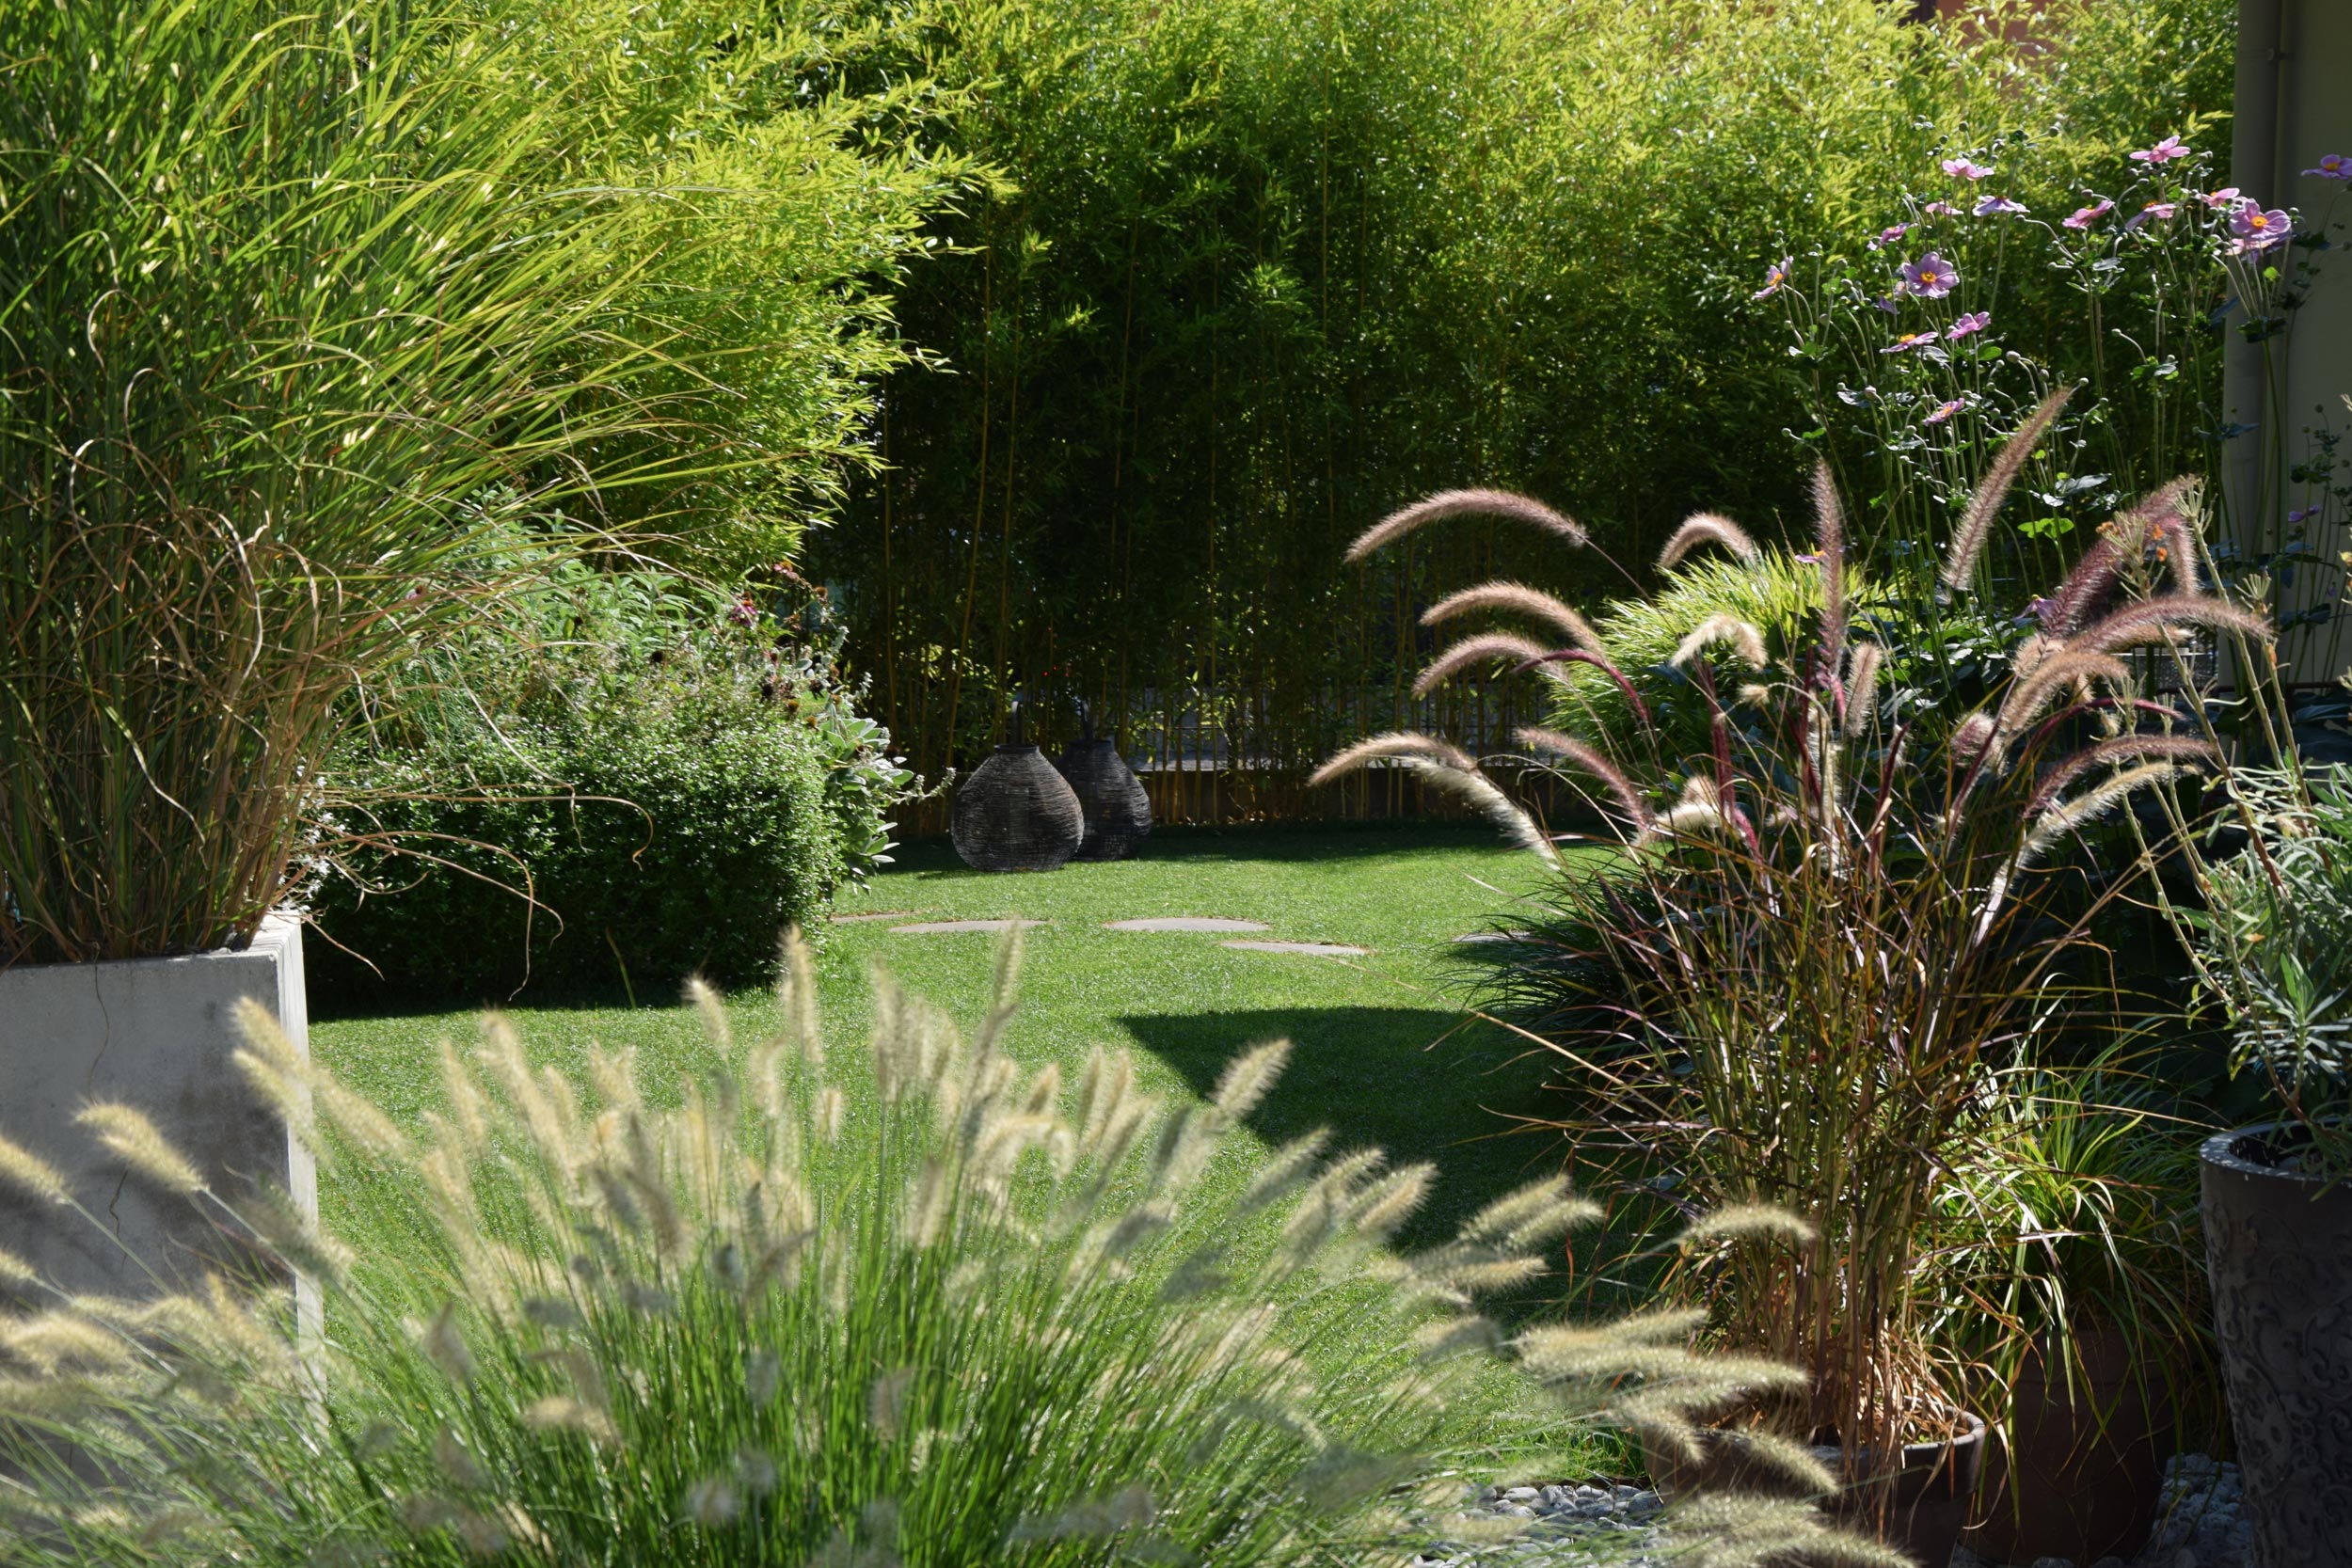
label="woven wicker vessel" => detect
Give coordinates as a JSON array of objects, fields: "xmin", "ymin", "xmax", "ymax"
[
  {"xmin": 1056, "ymin": 725, "xmax": 1152, "ymax": 862},
  {"xmin": 951, "ymin": 741, "xmax": 1084, "ymax": 873}
]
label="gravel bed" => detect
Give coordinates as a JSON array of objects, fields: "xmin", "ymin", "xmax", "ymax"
[
  {"xmin": 1407, "ymin": 1453, "xmax": 2251, "ymax": 1568},
  {"xmin": 1407, "ymin": 1481, "xmax": 1667, "ymax": 1567}
]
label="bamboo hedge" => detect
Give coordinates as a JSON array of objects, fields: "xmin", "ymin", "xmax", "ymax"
[{"xmin": 807, "ymin": 0, "xmax": 2233, "ymax": 814}]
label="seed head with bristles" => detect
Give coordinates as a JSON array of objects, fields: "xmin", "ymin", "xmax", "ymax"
[
  {"xmin": 2026, "ymin": 734, "xmax": 2219, "ymax": 816},
  {"xmin": 1517, "ymin": 726, "xmax": 1649, "ymax": 832},
  {"xmin": 74, "ymin": 1103, "xmax": 203, "ymax": 1196},
  {"xmin": 1411, "ymin": 632, "xmax": 1571, "ymax": 698},
  {"xmin": 1811, "ymin": 462, "xmax": 1849, "ymax": 664},
  {"xmin": 0, "ymin": 1132, "xmax": 72, "ymax": 1209},
  {"xmin": 1940, "ymin": 386, "xmax": 2076, "ymax": 597},
  {"xmin": 1843, "ymin": 642, "xmax": 1884, "ymax": 736},
  {"xmin": 2070, "ymin": 593, "xmax": 2271, "ymax": 657},
  {"xmin": 1310, "ymin": 732, "xmax": 1475, "ymax": 789},
  {"xmin": 1212, "ymin": 1038, "xmax": 1290, "ymax": 1122},
  {"xmin": 1679, "ymin": 1204, "xmax": 1820, "ymax": 1250},
  {"xmin": 1420, "ymin": 582, "xmax": 1603, "ymax": 653},
  {"xmin": 1994, "ymin": 649, "xmax": 2134, "ymax": 748},
  {"xmin": 1657, "ymin": 512, "xmax": 1761, "ymax": 571},
  {"xmin": 1391, "ymin": 755, "xmax": 1559, "ymax": 863},
  {"xmin": 1669, "ymin": 614, "xmax": 1769, "ymax": 672},
  {"xmin": 1346, "ymin": 488, "xmax": 1585, "ymax": 563}
]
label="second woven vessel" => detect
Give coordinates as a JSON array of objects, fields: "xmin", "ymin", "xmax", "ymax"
[{"xmin": 1056, "ymin": 707, "xmax": 1152, "ymax": 861}]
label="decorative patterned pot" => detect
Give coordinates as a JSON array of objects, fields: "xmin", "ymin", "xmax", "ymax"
[
  {"xmin": 2200, "ymin": 1123, "xmax": 2352, "ymax": 1568},
  {"xmin": 1055, "ymin": 734, "xmax": 1151, "ymax": 861},
  {"xmin": 1645, "ymin": 1415, "xmax": 1985, "ymax": 1568},
  {"xmin": 950, "ymin": 744, "xmax": 1085, "ymax": 873}
]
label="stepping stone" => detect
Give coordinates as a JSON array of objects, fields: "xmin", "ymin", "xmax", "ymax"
[
  {"xmin": 1453, "ymin": 929, "xmax": 1534, "ymax": 943},
  {"xmin": 1103, "ymin": 917, "xmax": 1270, "ymax": 933},
  {"xmin": 889, "ymin": 918, "xmax": 1049, "ymax": 935},
  {"xmin": 1220, "ymin": 940, "xmax": 1369, "ymax": 958},
  {"xmin": 832, "ymin": 910, "xmax": 925, "ymax": 923}
]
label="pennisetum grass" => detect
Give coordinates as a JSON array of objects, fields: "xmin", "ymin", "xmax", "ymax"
[
  {"xmin": 1317, "ymin": 401, "xmax": 2263, "ymax": 1524},
  {"xmin": 0, "ymin": 929, "xmax": 1884, "ymax": 1566}
]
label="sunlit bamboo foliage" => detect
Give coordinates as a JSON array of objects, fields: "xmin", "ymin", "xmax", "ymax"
[
  {"xmin": 0, "ymin": 934, "xmax": 1876, "ymax": 1566},
  {"xmin": 815, "ymin": 0, "xmax": 2233, "ymax": 804}
]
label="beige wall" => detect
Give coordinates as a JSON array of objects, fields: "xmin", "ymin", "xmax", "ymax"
[{"xmin": 2233, "ymin": 0, "xmax": 2352, "ymax": 680}]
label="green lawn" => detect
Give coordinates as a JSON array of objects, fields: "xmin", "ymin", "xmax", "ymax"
[
  {"xmin": 312, "ymin": 820, "xmax": 1620, "ymax": 1471},
  {"xmin": 315, "ymin": 820, "xmax": 1578, "ymax": 1253}
]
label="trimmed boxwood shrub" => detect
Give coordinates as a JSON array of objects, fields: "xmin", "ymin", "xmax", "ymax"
[{"xmin": 308, "ymin": 577, "xmax": 911, "ymax": 1005}]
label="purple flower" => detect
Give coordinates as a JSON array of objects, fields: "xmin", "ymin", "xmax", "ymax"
[
  {"xmin": 1921, "ymin": 200, "xmax": 1960, "ymax": 217},
  {"xmin": 2123, "ymin": 200, "xmax": 2177, "ymax": 232},
  {"xmin": 1942, "ymin": 157, "xmax": 1994, "ymax": 181},
  {"xmin": 2232, "ymin": 205, "xmax": 2293, "ymax": 252},
  {"xmin": 1752, "ymin": 256, "xmax": 1795, "ymax": 301},
  {"xmin": 1882, "ymin": 331, "xmax": 1940, "ymax": 354},
  {"xmin": 2130, "ymin": 135, "xmax": 2190, "ymax": 165},
  {"xmin": 1871, "ymin": 294, "xmax": 1901, "ymax": 314},
  {"xmin": 2290, "ymin": 506, "xmax": 2321, "ymax": 524},
  {"xmin": 2304, "ymin": 154, "xmax": 2352, "ymax": 182},
  {"xmin": 1973, "ymin": 195, "xmax": 2028, "ymax": 217},
  {"xmin": 1925, "ymin": 400, "xmax": 1967, "ymax": 425},
  {"xmin": 1900, "ymin": 252, "xmax": 1960, "ymax": 297},
  {"xmin": 1947, "ymin": 310, "xmax": 1990, "ymax": 341},
  {"xmin": 1867, "ymin": 222, "xmax": 1912, "ymax": 251},
  {"xmin": 2200, "ymin": 186, "xmax": 2243, "ymax": 210},
  {"xmin": 2062, "ymin": 198, "xmax": 2115, "ymax": 230}
]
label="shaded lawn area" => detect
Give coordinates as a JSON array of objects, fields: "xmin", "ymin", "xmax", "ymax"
[{"xmin": 312, "ymin": 819, "xmax": 1623, "ymax": 1466}]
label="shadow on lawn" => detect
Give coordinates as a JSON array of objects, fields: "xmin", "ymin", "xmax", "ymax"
[{"xmin": 1119, "ymin": 1005, "xmax": 1564, "ymax": 1253}]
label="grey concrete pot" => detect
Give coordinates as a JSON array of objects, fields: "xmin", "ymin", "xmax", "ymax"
[
  {"xmin": 2200, "ymin": 1123, "xmax": 2352, "ymax": 1567},
  {"xmin": 0, "ymin": 914, "xmax": 318, "ymax": 1335}
]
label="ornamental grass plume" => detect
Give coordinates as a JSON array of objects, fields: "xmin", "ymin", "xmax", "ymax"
[
  {"xmin": 1321, "ymin": 437, "xmax": 2260, "ymax": 1521},
  {"xmin": 0, "ymin": 931, "xmax": 1871, "ymax": 1567}
]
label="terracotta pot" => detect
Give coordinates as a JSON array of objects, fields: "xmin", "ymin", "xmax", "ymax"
[
  {"xmin": 1645, "ymin": 1414, "xmax": 1985, "ymax": 1568},
  {"xmin": 2200, "ymin": 1122, "xmax": 2352, "ymax": 1567},
  {"xmin": 1964, "ymin": 1326, "xmax": 2169, "ymax": 1564}
]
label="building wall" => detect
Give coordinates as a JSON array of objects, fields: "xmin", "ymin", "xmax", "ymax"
[{"xmin": 2233, "ymin": 0, "xmax": 2352, "ymax": 681}]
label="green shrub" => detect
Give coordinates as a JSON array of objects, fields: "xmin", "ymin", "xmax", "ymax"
[
  {"xmin": 0, "ymin": 938, "xmax": 1852, "ymax": 1568},
  {"xmin": 310, "ymin": 572, "xmax": 910, "ymax": 1002}
]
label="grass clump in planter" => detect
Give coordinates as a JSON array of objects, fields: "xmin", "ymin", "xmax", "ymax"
[{"xmin": 0, "ymin": 932, "xmax": 1869, "ymax": 1568}]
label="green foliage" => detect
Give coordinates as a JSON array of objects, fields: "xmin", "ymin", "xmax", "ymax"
[
  {"xmin": 310, "ymin": 576, "xmax": 910, "ymax": 1002},
  {"xmin": 1324, "ymin": 446, "xmax": 2249, "ymax": 1466},
  {"xmin": 0, "ymin": 942, "xmax": 1855, "ymax": 1567},
  {"xmin": 2175, "ymin": 767, "xmax": 2352, "ymax": 1167},
  {"xmin": 0, "ymin": 0, "xmax": 957, "ymax": 964},
  {"xmin": 812, "ymin": 0, "xmax": 2234, "ymax": 784},
  {"xmin": 1926, "ymin": 1065, "xmax": 2215, "ymax": 1435},
  {"xmin": 1552, "ymin": 552, "xmax": 1874, "ymax": 766}
]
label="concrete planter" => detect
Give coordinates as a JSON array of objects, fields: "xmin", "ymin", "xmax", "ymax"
[{"xmin": 0, "ymin": 915, "xmax": 317, "ymax": 1330}]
